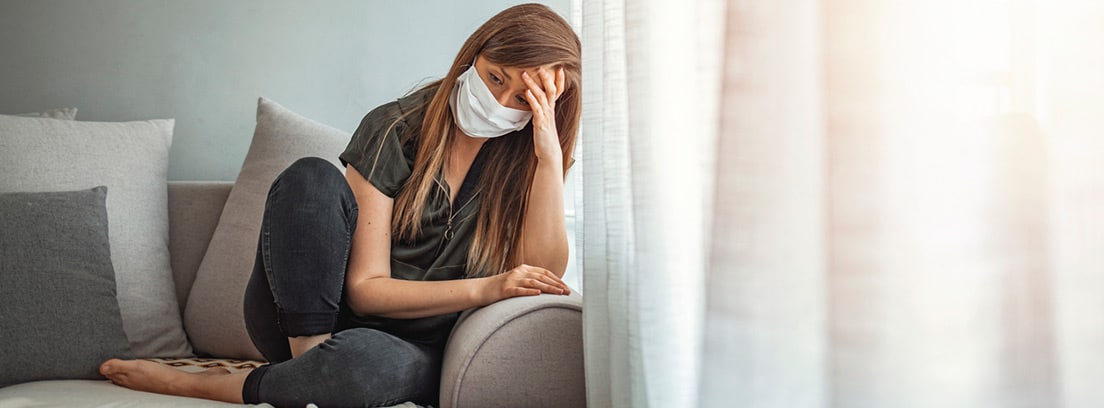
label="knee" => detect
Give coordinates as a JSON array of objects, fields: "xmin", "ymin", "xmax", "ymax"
[{"xmin": 269, "ymin": 157, "xmax": 349, "ymax": 200}]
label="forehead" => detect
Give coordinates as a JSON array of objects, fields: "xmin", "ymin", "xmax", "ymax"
[{"xmin": 477, "ymin": 55, "xmax": 557, "ymax": 75}]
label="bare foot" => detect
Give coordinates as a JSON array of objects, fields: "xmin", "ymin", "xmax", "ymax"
[
  {"xmin": 99, "ymin": 359, "xmax": 198, "ymax": 396},
  {"xmin": 100, "ymin": 359, "xmax": 248, "ymax": 403}
]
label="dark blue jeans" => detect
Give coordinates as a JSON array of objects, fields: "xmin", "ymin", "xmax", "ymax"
[{"xmin": 241, "ymin": 157, "xmax": 441, "ymax": 407}]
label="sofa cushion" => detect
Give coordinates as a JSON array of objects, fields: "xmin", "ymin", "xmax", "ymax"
[
  {"xmin": 0, "ymin": 114, "xmax": 191, "ymax": 358},
  {"xmin": 0, "ymin": 380, "xmax": 273, "ymax": 407},
  {"xmin": 168, "ymin": 182, "xmax": 234, "ymax": 316},
  {"xmin": 13, "ymin": 107, "xmax": 78, "ymax": 120},
  {"xmin": 185, "ymin": 98, "xmax": 348, "ymax": 359},
  {"xmin": 0, "ymin": 187, "xmax": 133, "ymax": 387},
  {"xmin": 0, "ymin": 379, "xmax": 422, "ymax": 407}
]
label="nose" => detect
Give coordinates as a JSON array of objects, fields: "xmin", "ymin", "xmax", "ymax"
[{"xmin": 494, "ymin": 88, "xmax": 514, "ymax": 108}]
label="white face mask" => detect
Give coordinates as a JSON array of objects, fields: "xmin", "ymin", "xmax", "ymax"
[{"xmin": 450, "ymin": 63, "xmax": 532, "ymax": 138}]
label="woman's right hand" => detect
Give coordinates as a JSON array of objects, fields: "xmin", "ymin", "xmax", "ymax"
[{"xmin": 477, "ymin": 264, "xmax": 571, "ymax": 305}]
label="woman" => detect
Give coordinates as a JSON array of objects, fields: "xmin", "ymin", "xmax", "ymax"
[{"xmin": 98, "ymin": 3, "xmax": 580, "ymax": 407}]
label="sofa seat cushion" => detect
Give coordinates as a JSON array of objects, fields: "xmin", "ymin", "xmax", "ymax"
[
  {"xmin": 0, "ymin": 358, "xmax": 430, "ymax": 408},
  {"xmin": 0, "ymin": 380, "xmax": 273, "ymax": 408},
  {"xmin": 0, "ymin": 358, "xmax": 266, "ymax": 407}
]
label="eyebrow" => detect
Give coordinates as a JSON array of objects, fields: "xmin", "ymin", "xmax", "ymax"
[{"xmin": 496, "ymin": 67, "xmax": 512, "ymax": 82}]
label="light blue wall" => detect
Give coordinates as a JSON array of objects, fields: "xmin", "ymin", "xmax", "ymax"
[
  {"xmin": 0, "ymin": 0, "xmax": 570, "ymax": 181},
  {"xmin": 0, "ymin": 0, "xmax": 581, "ymax": 290}
]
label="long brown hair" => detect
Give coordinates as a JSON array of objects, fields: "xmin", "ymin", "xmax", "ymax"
[{"xmin": 391, "ymin": 3, "xmax": 581, "ymax": 277}]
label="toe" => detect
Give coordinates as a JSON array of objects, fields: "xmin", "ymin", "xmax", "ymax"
[{"xmin": 100, "ymin": 359, "xmax": 118, "ymax": 375}]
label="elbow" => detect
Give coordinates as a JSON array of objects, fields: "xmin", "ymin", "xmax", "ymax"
[
  {"xmin": 345, "ymin": 278, "xmax": 381, "ymax": 317},
  {"xmin": 346, "ymin": 287, "xmax": 369, "ymax": 317},
  {"xmin": 551, "ymin": 251, "xmax": 569, "ymax": 279},
  {"xmin": 525, "ymin": 241, "xmax": 570, "ymax": 278},
  {"xmin": 554, "ymin": 237, "xmax": 570, "ymax": 278}
]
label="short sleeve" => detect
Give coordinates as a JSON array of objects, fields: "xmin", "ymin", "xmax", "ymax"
[{"xmin": 339, "ymin": 101, "xmax": 414, "ymax": 198}]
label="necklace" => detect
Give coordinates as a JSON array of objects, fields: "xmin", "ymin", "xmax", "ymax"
[{"xmin": 433, "ymin": 177, "xmax": 480, "ymax": 241}]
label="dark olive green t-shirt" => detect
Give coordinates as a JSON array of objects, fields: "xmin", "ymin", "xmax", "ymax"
[{"xmin": 338, "ymin": 85, "xmax": 491, "ymax": 345}]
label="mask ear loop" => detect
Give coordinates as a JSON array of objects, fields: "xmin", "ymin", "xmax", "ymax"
[
  {"xmin": 455, "ymin": 55, "xmax": 475, "ymax": 80},
  {"xmin": 457, "ymin": 59, "xmax": 476, "ymax": 79}
]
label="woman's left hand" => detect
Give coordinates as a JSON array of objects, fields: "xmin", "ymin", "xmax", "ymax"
[{"xmin": 522, "ymin": 66, "xmax": 565, "ymax": 163}]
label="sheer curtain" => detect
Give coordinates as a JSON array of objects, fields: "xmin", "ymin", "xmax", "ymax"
[
  {"xmin": 701, "ymin": 0, "xmax": 827, "ymax": 405},
  {"xmin": 576, "ymin": 0, "xmax": 721, "ymax": 406},
  {"xmin": 578, "ymin": 0, "xmax": 1104, "ymax": 406}
]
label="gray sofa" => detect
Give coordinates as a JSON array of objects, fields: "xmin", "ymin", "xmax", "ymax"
[
  {"xmin": 1, "ymin": 103, "xmax": 585, "ymax": 407},
  {"xmin": 0, "ymin": 180, "xmax": 585, "ymax": 408}
]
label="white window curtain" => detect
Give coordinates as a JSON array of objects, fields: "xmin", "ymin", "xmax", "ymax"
[
  {"xmin": 576, "ymin": 0, "xmax": 722, "ymax": 406},
  {"xmin": 577, "ymin": 0, "xmax": 1104, "ymax": 406}
]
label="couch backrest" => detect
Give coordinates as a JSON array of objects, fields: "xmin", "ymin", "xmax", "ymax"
[{"xmin": 167, "ymin": 181, "xmax": 234, "ymax": 318}]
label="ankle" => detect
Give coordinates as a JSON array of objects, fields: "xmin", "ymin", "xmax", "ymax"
[{"xmin": 288, "ymin": 333, "xmax": 331, "ymax": 358}]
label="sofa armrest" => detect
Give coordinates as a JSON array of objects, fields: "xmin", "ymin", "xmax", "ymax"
[
  {"xmin": 440, "ymin": 291, "xmax": 585, "ymax": 408},
  {"xmin": 168, "ymin": 181, "xmax": 233, "ymax": 317}
]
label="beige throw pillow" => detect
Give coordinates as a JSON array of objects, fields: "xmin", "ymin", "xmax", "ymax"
[{"xmin": 185, "ymin": 98, "xmax": 349, "ymax": 359}]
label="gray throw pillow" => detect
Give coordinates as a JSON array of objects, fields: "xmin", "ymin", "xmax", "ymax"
[
  {"xmin": 0, "ymin": 114, "xmax": 191, "ymax": 358},
  {"xmin": 0, "ymin": 186, "xmax": 133, "ymax": 387},
  {"xmin": 185, "ymin": 98, "xmax": 349, "ymax": 359}
]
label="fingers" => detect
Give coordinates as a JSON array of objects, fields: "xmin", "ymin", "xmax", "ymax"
[
  {"xmin": 536, "ymin": 267, "xmax": 570, "ymax": 295},
  {"xmin": 511, "ymin": 264, "xmax": 570, "ymax": 295},
  {"xmin": 511, "ymin": 286, "xmax": 542, "ymax": 297},
  {"xmin": 539, "ymin": 67, "xmax": 558, "ymax": 101},
  {"xmin": 524, "ymin": 278, "xmax": 564, "ymax": 295},
  {"xmin": 521, "ymin": 71, "xmax": 548, "ymax": 108},
  {"xmin": 556, "ymin": 67, "xmax": 565, "ymax": 99},
  {"xmin": 524, "ymin": 89, "xmax": 542, "ymax": 118},
  {"xmin": 534, "ymin": 66, "xmax": 564, "ymax": 103},
  {"xmin": 521, "ymin": 66, "xmax": 566, "ymax": 106}
]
